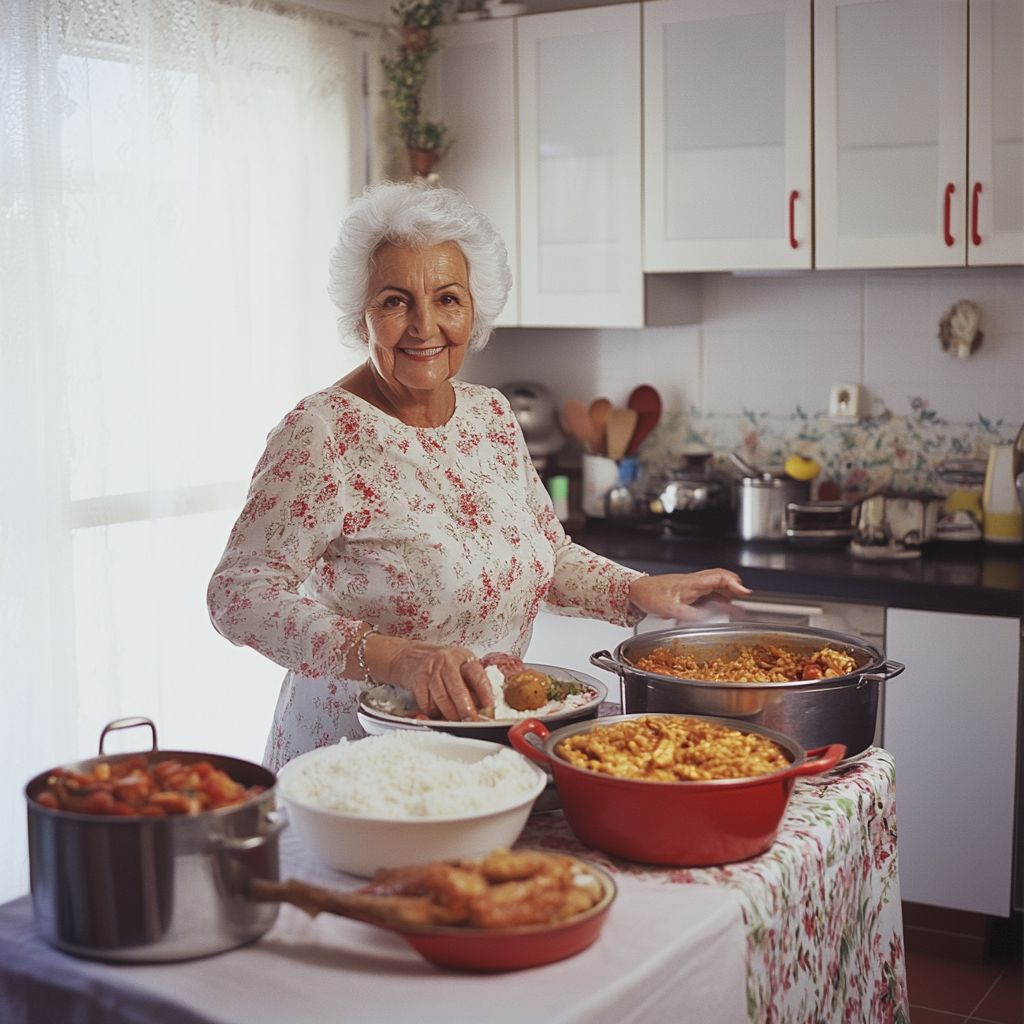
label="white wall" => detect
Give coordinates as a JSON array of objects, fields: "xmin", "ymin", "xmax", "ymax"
[{"xmin": 462, "ymin": 267, "xmax": 1024, "ymax": 429}]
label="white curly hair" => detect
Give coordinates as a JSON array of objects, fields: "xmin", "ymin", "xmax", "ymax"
[{"xmin": 328, "ymin": 182, "xmax": 512, "ymax": 353}]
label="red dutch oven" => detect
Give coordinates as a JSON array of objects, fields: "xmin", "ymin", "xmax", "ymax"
[{"xmin": 509, "ymin": 714, "xmax": 844, "ymax": 867}]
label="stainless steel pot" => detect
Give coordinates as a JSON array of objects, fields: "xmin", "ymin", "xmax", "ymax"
[
  {"xmin": 738, "ymin": 475, "xmax": 810, "ymax": 540},
  {"xmin": 25, "ymin": 718, "xmax": 282, "ymax": 962},
  {"xmin": 647, "ymin": 453, "xmax": 734, "ymax": 535},
  {"xmin": 590, "ymin": 625, "xmax": 904, "ymax": 757}
]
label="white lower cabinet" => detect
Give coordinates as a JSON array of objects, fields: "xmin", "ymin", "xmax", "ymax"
[
  {"xmin": 884, "ymin": 608, "xmax": 1020, "ymax": 916},
  {"xmin": 524, "ymin": 609, "xmax": 634, "ymax": 699}
]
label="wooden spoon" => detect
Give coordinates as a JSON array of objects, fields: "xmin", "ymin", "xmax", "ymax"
[
  {"xmin": 626, "ymin": 385, "xmax": 662, "ymax": 455},
  {"xmin": 589, "ymin": 398, "xmax": 612, "ymax": 456},
  {"xmin": 248, "ymin": 876, "xmax": 457, "ymax": 928},
  {"xmin": 606, "ymin": 407, "xmax": 639, "ymax": 461},
  {"xmin": 563, "ymin": 399, "xmax": 600, "ymax": 453}
]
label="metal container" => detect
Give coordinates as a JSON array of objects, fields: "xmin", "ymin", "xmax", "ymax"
[
  {"xmin": 647, "ymin": 452, "xmax": 735, "ymax": 535},
  {"xmin": 853, "ymin": 492, "xmax": 945, "ymax": 547},
  {"xmin": 738, "ymin": 475, "xmax": 810, "ymax": 540},
  {"xmin": 590, "ymin": 625, "xmax": 904, "ymax": 757},
  {"xmin": 25, "ymin": 718, "xmax": 282, "ymax": 962},
  {"xmin": 509, "ymin": 714, "xmax": 844, "ymax": 866},
  {"xmin": 785, "ymin": 500, "xmax": 856, "ymax": 550}
]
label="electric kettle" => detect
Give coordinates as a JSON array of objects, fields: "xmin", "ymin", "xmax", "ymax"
[{"xmin": 982, "ymin": 443, "xmax": 1022, "ymax": 543}]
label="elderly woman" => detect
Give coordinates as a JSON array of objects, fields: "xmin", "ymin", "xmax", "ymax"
[{"xmin": 208, "ymin": 182, "xmax": 750, "ymax": 772}]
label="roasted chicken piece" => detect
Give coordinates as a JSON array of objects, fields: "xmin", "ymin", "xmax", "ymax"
[{"xmin": 358, "ymin": 848, "xmax": 602, "ymax": 929}]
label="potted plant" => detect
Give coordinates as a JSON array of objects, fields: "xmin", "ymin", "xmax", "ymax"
[{"xmin": 381, "ymin": 0, "xmax": 452, "ymax": 178}]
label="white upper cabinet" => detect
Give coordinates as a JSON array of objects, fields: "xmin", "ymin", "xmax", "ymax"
[
  {"xmin": 432, "ymin": 20, "xmax": 520, "ymax": 325},
  {"xmin": 644, "ymin": 0, "xmax": 812, "ymax": 272},
  {"xmin": 968, "ymin": 0, "xmax": 1024, "ymax": 264},
  {"xmin": 815, "ymin": 0, "xmax": 969, "ymax": 268},
  {"xmin": 517, "ymin": 5, "xmax": 644, "ymax": 326}
]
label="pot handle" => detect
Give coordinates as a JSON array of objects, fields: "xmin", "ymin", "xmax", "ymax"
[
  {"xmin": 213, "ymin": 810, "xmax": 287, "ymax": 853},
  {"xmin": 99, "ymin": 716, "xmax": 158, "ymax": 756},
  {"xmin": 589, "ymin": 650, "xmax": 621, "ymax": 674},
  {"xmin": 508, "ymin": 718, "xmax": 553, "ymax": 767},
  {"xmin": 791, "ymin": 744, "xmax": 846, "ymax": 778},
  {"xmin": 860, "ymin": 660, "xmax": 905, "ymax": 683}
]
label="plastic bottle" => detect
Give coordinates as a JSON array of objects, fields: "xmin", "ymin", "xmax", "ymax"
[{"xmin": 548, "ymin": 475, "xmax": 570, "ymax": 522}]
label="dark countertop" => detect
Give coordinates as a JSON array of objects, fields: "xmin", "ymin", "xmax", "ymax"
[{"xmin": 574, "ymin": 521, "xmax": 1023, "ymax": 618}]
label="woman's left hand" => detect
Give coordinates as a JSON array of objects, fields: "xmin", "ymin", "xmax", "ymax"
[{"xmin": 628, "ymin": 570, "xmax": 751, "ymax": 622}]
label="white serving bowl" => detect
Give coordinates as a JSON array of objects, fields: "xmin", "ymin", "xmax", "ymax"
[{"xmin": 276, "ymin": 733, "xmax": 547, "ymax": 877}]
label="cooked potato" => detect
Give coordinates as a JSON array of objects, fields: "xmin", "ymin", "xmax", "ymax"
[{"xmin": 503, "ymin": 669, "xmax": 551, "ymax": 712}]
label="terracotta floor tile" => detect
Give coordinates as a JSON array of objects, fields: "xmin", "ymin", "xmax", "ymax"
[
  {"xmin": 908, "ymin": 1007, "xmax": 970, "ymax": 1023},
  {"xmin": 906, "ymin": 951, "xmax": 1003, "ymax": 1015},
  {"xmin": 969, "ymin": 968, "xmax": 1024, "ymax": 1024}
]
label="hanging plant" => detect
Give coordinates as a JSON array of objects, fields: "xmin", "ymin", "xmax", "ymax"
[{"xmin": 381, "ymin": 0, "xmax": 453, "ymax": 177}]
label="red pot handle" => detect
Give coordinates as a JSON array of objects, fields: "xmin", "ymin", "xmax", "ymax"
[
  {"xmin": 508, "ymin": 718, "xmax": 553, "ymax": 767},
  {"xmin": 791, "ymin": 743, "xmax": 846, "ymax": 777}
]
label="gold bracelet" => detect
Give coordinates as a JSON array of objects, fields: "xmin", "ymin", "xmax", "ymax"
[{"xmin": 354, "ymin": 626, "xmax": 379, "ymax": 687}]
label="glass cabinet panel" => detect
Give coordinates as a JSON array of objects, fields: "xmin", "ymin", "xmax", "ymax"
[
  {"xmin": 815, "ymin": 0, "xmax": 967, "ymax": 268},
  {"xmin": 432, "ymin": 20, "xmax": 519, "ymax": 323},
  {"xmin": 663, "ymin": 12, "xmax": 787, "ymax": 242},
  {"xmin": 518, "ymin": 6, "xmax": 643, "ymax": 326},
  {"xmin": 644, "ymin": 0, "xmax": 811, "ymax": 272}
]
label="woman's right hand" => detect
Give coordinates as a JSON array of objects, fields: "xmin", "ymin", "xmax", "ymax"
[{"xmin": 364, "ymin": 634, "xmax": 495, "ymax": 722}]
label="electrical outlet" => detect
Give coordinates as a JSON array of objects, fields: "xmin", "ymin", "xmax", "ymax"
[{"xmin": 829, "ymin": 383, "xmax": 863, "ymax": 422}]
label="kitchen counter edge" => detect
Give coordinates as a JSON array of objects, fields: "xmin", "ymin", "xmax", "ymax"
[{"xmin": 575, "ymin": 523, "xmax": 1023, "ymax": 618}]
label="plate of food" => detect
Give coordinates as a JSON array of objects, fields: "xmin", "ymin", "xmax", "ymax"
[
  {"xmin": 247, "ymin": 847, "xmax": 616, "ymax": 971},
  {"xmin": 357, "ymin": 662, "xmax": 607, "ymax": 745}
]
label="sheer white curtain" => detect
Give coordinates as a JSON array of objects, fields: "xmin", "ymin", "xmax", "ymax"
[{"xmin": 0, "ymin": 0, "xmax": 370, "ymax": 901}]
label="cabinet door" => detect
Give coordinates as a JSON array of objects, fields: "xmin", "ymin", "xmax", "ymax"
[
  {"xmin": 968, "ymin": 0, "xmax": 1024, "ymax": 265},
  {"xmin": 432, "ymin": 21, "xmax": 520, "ymax": 325},
  {"xmin": 884, "ymin": 608, "xmax": 1020, "ymax": 916},
  {"xmin": 644, "ymin": 0, "xmax": 812, "ymax": 272},
  {"xmin": 517, "ymin": 6, "xmax": 644, "ymax": 327},
  {"xmin": 815, "ymin": 0, "xmax": 968, "ymax": 268}
]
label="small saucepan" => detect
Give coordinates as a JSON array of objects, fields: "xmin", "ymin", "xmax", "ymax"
[{"xmin": 509, "ymin": 714, "xmax": 844, "ymax": 867}]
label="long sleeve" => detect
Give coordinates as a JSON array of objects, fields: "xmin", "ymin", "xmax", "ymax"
[{"xmin": 207, "ymin": 401, "xmax": 363, "ymax": 679}]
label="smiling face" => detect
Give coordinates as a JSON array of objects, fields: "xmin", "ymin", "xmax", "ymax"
[{"xmin": 362, "ymin": 241, "xmax": 474, "ymax": 400}]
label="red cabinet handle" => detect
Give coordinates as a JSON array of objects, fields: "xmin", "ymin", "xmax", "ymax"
[
  {"xmin": 943, "ymin": 183, "xmax": 955, "ymax": 246},
  {"xmin": 971, "ymin": 182, "xmax": 982, "ymax": 246},
  {"xmin": 789, "ymin": 190, "xmax": 799, "ymax": 249}
]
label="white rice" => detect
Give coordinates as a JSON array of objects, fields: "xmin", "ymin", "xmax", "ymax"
[{"xmin": 282, "ymin": 731, "xmax": 540, "ymax": 819}]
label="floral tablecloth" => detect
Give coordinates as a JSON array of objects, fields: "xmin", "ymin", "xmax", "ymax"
[{"xmin": 519, "ymin": 747, "xmax": 909, "ymax": 1024}]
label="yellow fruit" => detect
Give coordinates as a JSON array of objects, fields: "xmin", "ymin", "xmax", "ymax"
[{"xmin": 785, "ymin": 455, "xmax": 821, "ymax": 481}]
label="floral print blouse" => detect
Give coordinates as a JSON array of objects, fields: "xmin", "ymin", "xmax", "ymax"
[{"xmin": 208, "ymin": 380, "xmax": 644, "ymax": 768}]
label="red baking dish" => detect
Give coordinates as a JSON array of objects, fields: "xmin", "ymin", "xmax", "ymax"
[
  {"xmin": 360, "ymin": 861, "xmax": 616, "ymax": 972},
  {"xmin": 509, "ymin": 714, "xmax": 844, "ymax": 867}
]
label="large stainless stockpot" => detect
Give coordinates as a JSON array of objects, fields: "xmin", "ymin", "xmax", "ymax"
[
  {"xmin": 591, "ymin": 625, "xmax": 904, "ymax": 757},
  {"xmin": 25, "ymin": 718, "xmax": 282, "ymax": 962}
]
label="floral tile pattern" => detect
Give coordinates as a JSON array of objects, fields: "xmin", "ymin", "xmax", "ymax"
[
  {"xmin": 640, "ymin": 405, "xmax": 1020, "ymax": 500},
  {"xmin": 520, "ymin": 748, "xmax": 908, "ymax": 1024}
]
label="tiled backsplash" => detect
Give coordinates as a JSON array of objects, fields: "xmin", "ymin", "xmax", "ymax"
[{"xmin": 462, "ymin": 266, "xmax": 1024, "ymax": 495}]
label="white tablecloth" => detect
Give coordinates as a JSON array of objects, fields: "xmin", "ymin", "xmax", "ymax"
[
  {"xmin": 0, "ymin": 827, "xmax": 747, "ymax": 1024},
  {"xmin": 0, "ymin": 749, "xmax": 907, "ymax": 1024}
]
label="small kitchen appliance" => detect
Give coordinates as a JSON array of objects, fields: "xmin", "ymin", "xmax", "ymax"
[{"xmin": 982, "ymin": 443, "xmax": 1023, "ymax": 543}]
